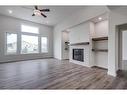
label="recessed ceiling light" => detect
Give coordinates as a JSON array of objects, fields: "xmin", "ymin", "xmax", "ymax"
[
  {"xmin": 8, "ymin": 10, "xmax": 12, "ymax": 14},
  {"xmin": 98, "ymin": 17, "xmax": 102, "ymax": 20}
]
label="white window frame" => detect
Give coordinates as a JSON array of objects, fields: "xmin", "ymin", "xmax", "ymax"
[
  {"xmin": 21, "ymin": 34, "xmax": 39, "ymax": 54},
  {"xmin": 5, "ymin": 32, "xmax": 18, "ymax": 55},
  {"xmin": 4, "ymin": 24, "xmax": 49, "ymax": 55},
  {"xmin": 41, "ymin": 36, "xmax": 49, "ymax": 53},
  {"xmin": 20, "ymin": 24, "xmax": 40, "ymax": 54},
  {"xmin": 21, "ymin": 24, "xmax": 39, "ymax": 34}
]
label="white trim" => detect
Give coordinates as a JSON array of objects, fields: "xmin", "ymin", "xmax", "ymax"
[
  {"xmin": 4, "ymin": 24, "xmax": 50, "ymax": 56},
  {"xmin": 5, "ymin": 32, "xmax": 18, "ymax": 55},
  {"xmin": 41, "ymin": 36, "xmax": 49, "ymax": 53},
  {"xmin": 21, "ymin": 24, "xmax": 39, "ymax": 34},
  {"xmin": 20, "ymin": 34, "xmax": 39, "ymax": 54},
  {"xmin": 107, "ymin": 71, "xmax": 117, "ymax": 77}
]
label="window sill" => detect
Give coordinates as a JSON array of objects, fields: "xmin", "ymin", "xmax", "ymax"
[{"xmin": 5, "ymin": 52, "xmax": 49, "ymax": 56}]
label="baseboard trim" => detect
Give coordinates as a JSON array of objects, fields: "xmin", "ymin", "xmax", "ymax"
[
  {"xmin": 107, "ymin": 71, "xmax": 117, "ymax": 77},
  {"xmin": 91, "ymin": 66, "xmax": 108, "ymax": 70},
  {"xmin": 0, "ymin": 57, "xmax": 54, "ymax": 64}
]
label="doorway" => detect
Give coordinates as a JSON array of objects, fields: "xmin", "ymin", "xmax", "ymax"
[{"xmin": 118, "ymin": 24, "xmax": 127, "ymax": 71}]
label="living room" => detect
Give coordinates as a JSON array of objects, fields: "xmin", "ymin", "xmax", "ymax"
[{"xmin": 0, "ymin": 5, "xmax": 127, "ymax": 89}]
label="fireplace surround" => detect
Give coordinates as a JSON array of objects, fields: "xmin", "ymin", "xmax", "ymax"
[
  {"xmin": 69, "ymin": 45, "xmax": 90, "ymax": 67},
  {"xmin": 73, "ymin": 49, "xmax": 84, "ymax": 62}
]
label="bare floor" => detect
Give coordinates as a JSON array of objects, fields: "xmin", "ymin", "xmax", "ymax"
[{"xmin": 0, "ymin": 58, "xmax": 127, "ymax": 89}]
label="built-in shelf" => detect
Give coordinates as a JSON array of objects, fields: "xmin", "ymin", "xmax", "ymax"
[
  {"xmin": 92, "ymin": 37, "xmax": 108, "ymax": 41},
  {"xmin": 70, "ymin": 42, "xmax": 89, "ymax": 46},
  {"xmin": 92, "ymin": 49, "xmax": 108, "ymax": 52}
]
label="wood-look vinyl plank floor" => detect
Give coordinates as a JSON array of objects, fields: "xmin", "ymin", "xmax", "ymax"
[{"xmin": 0, "ymin": 58, "xmax": 127, "ymax": 89}]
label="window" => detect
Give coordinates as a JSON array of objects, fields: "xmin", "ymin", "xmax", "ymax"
[
  {"xmin": 21, "ymin": 25, "xmax": 39, "ymax": 34},
  {"xmin": 6, "ymin": 33, "xmax": 17, "ymax": 54},
  {"xmin": 41, "ymin": 37, "xmax": 48, "ymax": 53},
  {"xmin": 5, "ymin": 25, "xmax": 49, "ymax": 55},
  {"xmin": 21, "ymin": 35, "xmax": 39, "ymax": 54}
]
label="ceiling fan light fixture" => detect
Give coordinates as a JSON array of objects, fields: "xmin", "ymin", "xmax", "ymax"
[
  {"xmin": 32, "ymin": 6, "xmax": 50, "ymax": 18},
  {"xmin": 33, "ymin": 10, "xmax": 41, "ymax": 16}
]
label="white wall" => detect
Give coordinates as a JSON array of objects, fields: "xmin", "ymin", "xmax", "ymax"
[
  {"xmin": 89, "ymin": 22, "xmax": 95, "ymax": 67},
  {"xmin": 89, "ymin": 22, "xmax": 95, "ymax": 38},
  {"xmin": 94, "ymin": 41, "xmax": 108, "ymax": 68},
  {"xmin": 108, "ymin": 8, "xmax": 127, "ymax": 76},
  {"xmin": 53, "ymin": 6, "xmax": 109, "ymax": 60},
  {"xmin": 122, "ymin": 31, "xmax": 127, "ymax": 60},
  {"xmin": 62, "ymin": 32, "xmax": 69, "ymax": 59},
  {"xmin": 53, "ymin": 28, "xmax": 62, "ymax": 59},
  {"xmin": 0, "ymin": 15, "xmax": 53, "ymax": 63},
  {"xmin": 94, "ymin": 20, "xmax": 108, "ymax": 37},
  {"xmin": 69, "ymin": 22, "xmax": 90, "ymax": 44}
]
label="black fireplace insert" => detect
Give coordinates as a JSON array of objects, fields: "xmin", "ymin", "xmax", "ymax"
[{"xmin": 73, "ymin": 49, "xmax": 84, "ymax": 62}]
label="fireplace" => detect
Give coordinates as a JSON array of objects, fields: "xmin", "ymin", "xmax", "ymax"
[{"xmin": 73, "ymin": 49, "xmax": 84, "ymax": 62}]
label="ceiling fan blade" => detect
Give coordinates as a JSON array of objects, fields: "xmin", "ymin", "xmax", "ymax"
[
  {"xmin": 32, "ymin": 13, "xmax": 35, "ymax": 16},
  {"xmin": 41, "ymin": 13, "xmax": 47, "ymax": 18},
  {"xmin": 35, "ymin": 6, "xmax": 38, "ymax": 10},
  {"xmin": 40, "ymin": 9, "xmax": 50, "ymax": 12}
]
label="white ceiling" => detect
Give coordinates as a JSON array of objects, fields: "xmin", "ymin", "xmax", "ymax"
[{"xmin": 0, "ymin": 6, "xmax": 85, "ymax": 26}]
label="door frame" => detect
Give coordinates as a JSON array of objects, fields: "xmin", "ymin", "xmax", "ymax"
[{"xmin": 118, "ymin": 24, "xmax": 127, "ymax": 70}]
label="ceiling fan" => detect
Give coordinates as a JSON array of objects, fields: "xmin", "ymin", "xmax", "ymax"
[{"xmin": 32, "ymin": 6, "xmax": 50, "ymax": 18}]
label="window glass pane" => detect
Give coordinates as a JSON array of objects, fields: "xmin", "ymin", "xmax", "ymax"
[
  {"xmin": 41, "ymin": 37, "xmax": 48, "ymax": 53},
  {"xmin": 21, "ymin": 35, "xmax": 39, "ymax": 54},
  {"xmin": 6, "ymin": 33, "xmax": 17, "ymax": 54},
  {"xmin": 21, "ymin": 25, "xmax": 39, "ymax": 34}
]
